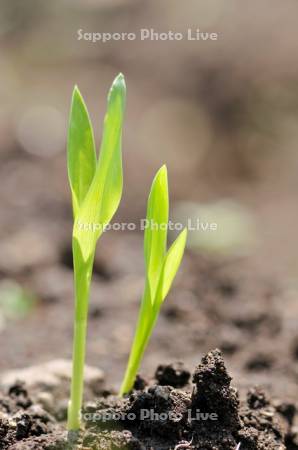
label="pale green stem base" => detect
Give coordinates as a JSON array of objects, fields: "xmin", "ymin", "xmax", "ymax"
[
  {"xmin": 119, "ymin": 288, "xmax": 158, "ymax": 396},
  {"xmin": 67, "ymin": 320, "xmax": 87, "ymax": 430},
  {"xmin": 119, "ymin": 323, "xmax": 153, "ymax": 396},
  {"xmin": 67, "ymin": 242, "xmax": 94, "ymax": 431}
]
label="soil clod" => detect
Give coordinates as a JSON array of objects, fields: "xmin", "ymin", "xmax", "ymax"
[{"xmin": 0, "ymin": 350, "xmax": 296, "ymax": 449}]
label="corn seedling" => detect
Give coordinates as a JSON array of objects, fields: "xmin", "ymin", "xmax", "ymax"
[
  {"xmin": 67, "ymin": 73, "xmax": 126, "ymax": 430},
  {"xmin": 119, "ymin": 165, "xmax": 187, "ymax": 395}
]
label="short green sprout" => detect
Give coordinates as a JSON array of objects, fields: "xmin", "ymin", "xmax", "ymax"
[
  {"xmin": 67, "ymin": 73, "xmax": 126, "ymax": 431},
  {"xmin": 119, "ymin": 165, "xmax": 187, "ymax": 396}
]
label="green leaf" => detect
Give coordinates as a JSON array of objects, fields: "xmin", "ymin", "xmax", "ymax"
[
  {"xmin": 119, "ymin": 168, "xmax": 187, "ymax": 396},
  {"xmin": 156, "ymin": 227, "xmax": 187, "ymax": 306},
  {"xmin": 144, "ymin": 165, "xmax": 169, "ymax": 301},
  {"xmin": 67, "ymin": 86, "xmax": 97, "ymax": 217},
  {"xmin": 73, "ymin": 73, "xmax": 126, "ymax": 261}
]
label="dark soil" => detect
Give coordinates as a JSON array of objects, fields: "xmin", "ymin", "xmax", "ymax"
[{"xmin": 0, "ymin": 350, "xmax": 297, "ymax": 449}]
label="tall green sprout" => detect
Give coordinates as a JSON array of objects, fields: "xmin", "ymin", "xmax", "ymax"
[
  {"xmin": 120, "ymin": 165, "xmax": 187, "ymax": 396},
  {"xmin": 67, "ymin": 74, "xmax": 126, "ymax": 431}
]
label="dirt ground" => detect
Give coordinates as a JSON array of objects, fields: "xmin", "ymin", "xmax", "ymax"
[
  {"xmin": 0, "ymin": 175, "xmax": 297, "ymax": 400},
  {"xmin": 0, "ymin": 350, "xmax": 297, "ymax": 449}
]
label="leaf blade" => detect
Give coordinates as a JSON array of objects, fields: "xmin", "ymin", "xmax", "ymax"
[
  {"xmin": 73, "ymin": 73, "xmax": 126, "ymax": 261},
  {"xmin": 67, "ymin": 86, "xmax": 97, "ymax": 217},
  {"xmin": 144, "ymin": 165, "xmax": 169, "ymax": 302},
  {"xmin": 156, "ymin": 227, "xmax": 187, "ymax": 306}
]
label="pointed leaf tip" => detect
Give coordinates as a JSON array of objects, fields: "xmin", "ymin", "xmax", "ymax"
[
  {"xmin": 107, "ymin": 73, "xmax": 126, "ymax": 113},
  {"xmin": 153, "ymin": 165, "xmax": 168, "ymax": 189},
  {"xmin": 115, "ymin": 72, "xmax": 125, "ymax": 84},
  {"xmin": 111, "ymin": 73, "xmax": 126, "ymax": 93},
  {"xmin": 72, "ymin": 85, "xmax": 82, "ymax": 102},
  {"xmin": 158, "ymin": 164, "xmax": 167, "ymax": 176}
]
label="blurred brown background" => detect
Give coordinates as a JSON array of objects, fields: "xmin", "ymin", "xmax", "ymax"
[{"xmin": 0, "ymin": 0, "xmax": 297, "ymax": 398}]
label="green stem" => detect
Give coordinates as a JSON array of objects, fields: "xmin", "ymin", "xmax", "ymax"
[
  {"xmin": 119, "ymin": 323, "xmax": 154, "ymax": 396},
  {"xmin": 119, "ymin": 286, "xmax": 158, "ymax": 396},
  {"xmin": 67, "ymin": 320, "xmax": 88, "ymax": 430},
  {"xmin": 67, "ymin": 241, "xmax": 94, "ymax": 431}
]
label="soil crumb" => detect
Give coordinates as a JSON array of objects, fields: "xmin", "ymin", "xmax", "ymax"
[{"xmin": 0, "ymin": 351, "xmax": 296, "ymax": 449}]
